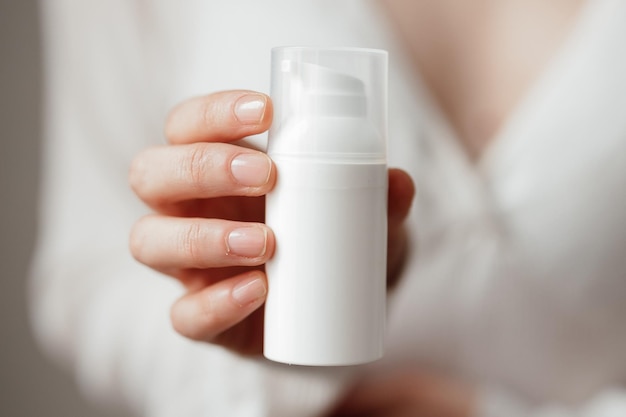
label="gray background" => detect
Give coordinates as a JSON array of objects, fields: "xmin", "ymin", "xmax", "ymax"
[{"xmin": 0, "ymin": 1, "xmax": 126, "ymax": 416}]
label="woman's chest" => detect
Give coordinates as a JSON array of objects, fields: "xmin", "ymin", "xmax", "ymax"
[{"xmin": 380, "ymin": 0, "xmax": 585, "ymax": 159}]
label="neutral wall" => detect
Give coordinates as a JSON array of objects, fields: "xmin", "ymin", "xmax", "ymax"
[{"xmin": 0, "ymin": 2, "xmax": 127, "ymax": 416}]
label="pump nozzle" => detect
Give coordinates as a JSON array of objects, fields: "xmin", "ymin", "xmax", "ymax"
[{"xmin": 282, "ymin": 61, "xmax": 367, "ymax": 117}]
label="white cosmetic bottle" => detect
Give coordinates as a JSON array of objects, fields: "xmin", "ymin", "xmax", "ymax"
[{"xmin": 264, "ymin": 47, "xmax": 388, "ymax": 366}]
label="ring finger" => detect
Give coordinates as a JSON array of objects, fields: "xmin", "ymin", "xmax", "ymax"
[{"xmin": 130, "ymin": 214, "xmax": 275, "ymax": 270}]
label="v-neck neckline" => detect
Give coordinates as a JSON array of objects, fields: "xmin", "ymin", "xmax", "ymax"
[
  {"xmin": 390, "ymin": 0, "xmax": 622, "ymax": 228},
  {"xmin": 476, "ymin": 0, "xmax": 604, "ymax": 173},
  {"xmin": 413, "ymin": 0, "xmax": 600, "ymax": 175},
  {"xmin": 363, "ymin": 0, "xmax": 619, "ymax": 222}
]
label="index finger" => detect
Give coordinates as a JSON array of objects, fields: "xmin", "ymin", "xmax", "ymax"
[{"xmin": 165, "ymin": 90, "xmax": 273, "ymax": 144}]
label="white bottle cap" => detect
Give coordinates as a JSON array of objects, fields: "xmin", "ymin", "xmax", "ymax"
[{"xmin": 268, "ymin": 47, "xmax": 388, "ymax": 158}]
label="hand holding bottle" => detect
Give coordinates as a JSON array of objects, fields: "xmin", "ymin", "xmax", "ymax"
[{"xmin": 129, "ymin": 90, "xmax": 414, "ymax": 355}]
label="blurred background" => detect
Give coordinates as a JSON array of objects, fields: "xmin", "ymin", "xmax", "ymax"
[{"xmin": 0, "ymin": 1, "xmax": 123, "ymax": 416}]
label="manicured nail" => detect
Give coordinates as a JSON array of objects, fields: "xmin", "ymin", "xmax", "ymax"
[
  {"xmin": 234, "ymin": 94, "xmax": 267, "ymax": 125},
  {"xmin": 230, "ymin": 153, "xmax": 272, "ymax": 187},
  {"xmin": 226, "ymin": 226, "xmax": 267, "ymax": 258},
  {"xmin": 232, "ymin": 276, "xmax": 267, "ymax": 306}
]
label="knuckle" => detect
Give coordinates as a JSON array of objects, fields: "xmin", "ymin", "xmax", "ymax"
[
  {"xmin": 178, "ymin": 221, "xmax": 205, "ymax": 267},
  {"xmin": 183, "ymin": 145, "xmax": 213, "ymax": 192}
]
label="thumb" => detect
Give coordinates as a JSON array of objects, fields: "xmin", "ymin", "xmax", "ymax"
[{"xmin": 387, "ymin": 168, "xmax": 415, "ymax": 285}]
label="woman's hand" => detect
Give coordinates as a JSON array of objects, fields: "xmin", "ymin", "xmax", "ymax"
[{"xmin": 129, "ymin": 90, "xmax": 414, "ymax": 355}]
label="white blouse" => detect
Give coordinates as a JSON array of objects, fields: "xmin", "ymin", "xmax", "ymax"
[{"xmin": 31, "ymin": 0, "xmax": 626, "ymax": 416}]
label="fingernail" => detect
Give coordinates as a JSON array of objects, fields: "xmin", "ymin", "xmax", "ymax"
[
  {"xmin": 230, "ymin": 153, "xmax": 272, "ymax": 187},
  {"xmin": 234, "ymin": 94, "xmax": 267, "ymax": 125},
  {"xmin": 226, "ymin": 226, "xmax": 267, "ymax": 258},
  {"xmin": 232, "ymin": 276, "xmax": 267, "ymax": 306}
]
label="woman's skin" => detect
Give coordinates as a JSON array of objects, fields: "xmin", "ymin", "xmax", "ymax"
[{"xmin": 129, "ymin": 1, "xmax": 585, "ymax": 415}]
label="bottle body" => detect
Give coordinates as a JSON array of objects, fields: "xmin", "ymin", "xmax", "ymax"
[
  {"xmin": 265, "ymin": 47, "xmax": 388, "ymax": 366},
  {"xmin": 264, "ymin": 119, "xmax": 387, "ymax": 366}
]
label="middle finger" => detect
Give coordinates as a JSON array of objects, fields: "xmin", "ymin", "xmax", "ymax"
[{"xmin": 129, "ymin": 142, "xmax": 275, "ymax": 209}]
